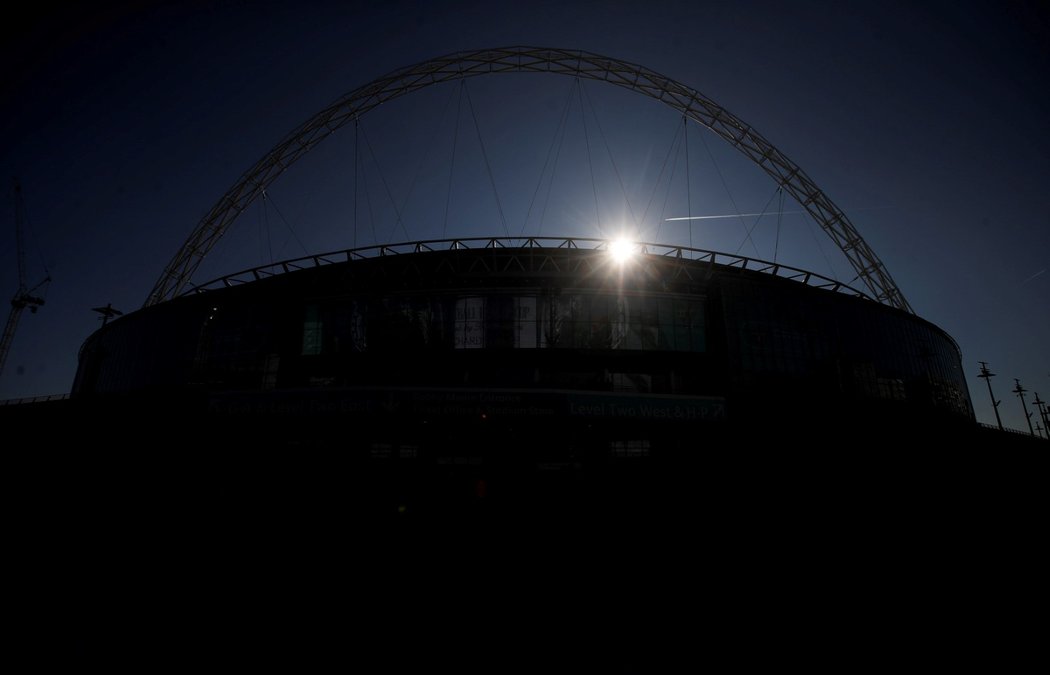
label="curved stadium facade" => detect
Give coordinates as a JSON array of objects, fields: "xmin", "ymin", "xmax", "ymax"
[
  {"xmin": 73, "ymin": 238, "xmax": 973, "ymax": 461},
  {"xmin": 53, "ymin": 47, "xmax": 991, "ymax": 511}
]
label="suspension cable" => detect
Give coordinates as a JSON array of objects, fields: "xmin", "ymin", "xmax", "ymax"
[
  {"xmin": 400, "ymin": 82, "xmax": 460, "ymax": 239},
  {"xmin": 522, "ymin": 77, "xmax": 577, "ymax": 237},
  {"xmin": 353, "ymin": 117, "xmax": 359, "ymax": 249},
  {"xmin": 654, "ymin": 123, "xmax": 685, "ymax": 242},
  {"xmin": 698, "ymin": 128, "xmax": 759, "ymax": 256},
  {"xmin": 774, "ymin": 187, "xmax": 783, "ymax": 263},
  {"xmin": 260, "ymin": 190, "xmax": 274, "ymax": 267},
  {"xmin": 580, "ymin": 80, "xmax": 638, "ymax": 230},
  {"xmin": 805, "ymin": 214, "xmax": 840, "ymax": 280},
  {"xmin": 262, "ymin": 190, "xmax": 309, "ymax": 257},
  {"xmin": 361, "ymin": 151, "xmax": 378, "ymax": 246},
  {"xmin": 463, "ymin": 81, "xmax": 510, "ymax": 239},
  {"xmin": 641, "ymin": 119, "xmax": 682, "ymax": 240},
  {"xmin": 733, "ymin": 185, "xmax": 781, "ymax": 256},
  {"xmin": 684, "ymin": 116, "xmax": 692, "ymax": 248},
  {"xmin": 358, "ymin": 120, "xmax": 410, "ymax": 241},
  {"xmin": 538, "ymin": 80, "xmax": 577, "ymax": 236},
  {"xmin": 577, "ymin": 78, "xmax": 603, "ymax": 237},
  {"xmin": 443, "ymin": 81, "xmax": 464, "ymax": 239}
]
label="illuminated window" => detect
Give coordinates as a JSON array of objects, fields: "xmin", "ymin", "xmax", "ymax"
[
  {"xmin": 454, "ymin": 297, "xmax": 485, "ymax": 349},
  {"xmin": 514, "ymin": 296, "xmax": 538, "ymax": 348},
  {"xmin": 302, "ymin": 304, "xmax": 322, "ymax": 355}
]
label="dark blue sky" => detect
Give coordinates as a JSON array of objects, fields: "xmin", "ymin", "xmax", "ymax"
[{"xmin": 2, "ymin": 0, "xmax": 1047, "ymax": 430}]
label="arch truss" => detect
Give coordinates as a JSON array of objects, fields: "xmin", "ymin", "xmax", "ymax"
[{"xmin": 146, "ymin": 46, "xmax": 912, "ymax": 313}]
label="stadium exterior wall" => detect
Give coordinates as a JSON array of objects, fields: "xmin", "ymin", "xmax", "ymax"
[{"xmin": 72, "ymin": 246, "xmax": 973, "ymax": 439}]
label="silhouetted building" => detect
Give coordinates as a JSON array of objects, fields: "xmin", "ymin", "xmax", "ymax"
[{"xmin": 73, "ymin": 239, "xmax": 973, "ymax": 461}]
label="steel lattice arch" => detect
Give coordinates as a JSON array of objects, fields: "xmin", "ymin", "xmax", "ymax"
[{"xmin": 146, "ymin": 46, "xmax": 912, "ymax": 312}]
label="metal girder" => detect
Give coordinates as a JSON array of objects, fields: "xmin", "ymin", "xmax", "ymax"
[
  {"xmin": 146, "ymin": 46, "xmax": 912, "ymax": 312},
  {"xmin": 184, "ymin": 235, "xmax": 873, "ymax": 301}
]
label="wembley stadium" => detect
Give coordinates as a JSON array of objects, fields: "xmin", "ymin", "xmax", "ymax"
[
  {"xmin": 14, "ymin": 47, "xmax": 1014, "ymax": 514},
  {"xmin": 73, "ymin": 235, "xmax": 972, "ymax": 432},
  {"xmin": 7, "ymin": 36, "xmax": 1047, "ymax": 674}
]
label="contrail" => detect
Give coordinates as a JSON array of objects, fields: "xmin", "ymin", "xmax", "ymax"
[
  {"xmin": 1021, "ymin": 268, "xmax": 1046, "ymax": 285},
  {"xmin": 666, "ymin": 210, "xmax": 806, "ymax": 221}
]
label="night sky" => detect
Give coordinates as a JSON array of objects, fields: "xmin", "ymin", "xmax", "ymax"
[{"xmin": 1, "ymin": 0, "xmax": 1047, "ymax": 431}]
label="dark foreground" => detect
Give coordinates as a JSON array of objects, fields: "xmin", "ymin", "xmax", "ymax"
[{"xmin": 6, "ymin": 396, "xmax": 1044, "ymax": 668}]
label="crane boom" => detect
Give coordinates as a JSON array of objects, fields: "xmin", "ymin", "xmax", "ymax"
[{"xmin": 0, "ymin": 182, "xmax": 49, "ymax": 379}]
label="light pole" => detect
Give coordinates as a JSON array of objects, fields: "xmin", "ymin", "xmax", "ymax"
[
  {"xmin": 1033, "ymin": 392, "xmax": 1049, "ymax": 440},
  {"xmin": 977, "ymin": 362, "xmax": 1003, "ymax": 431},
  {"xmin": 91, "ymin": 303, "xmax": 123, "ymax": 328},
  {"xmin": 1012, "ymin": 379, "xmax": 1035, "ymax": 436}
]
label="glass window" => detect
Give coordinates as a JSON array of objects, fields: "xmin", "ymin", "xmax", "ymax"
[
  {"xmin": 454, "ymin": 297, "xmax": 485, "ymax": 349},
  {"xmin": 302, "ymin": 304, "xmax": 322, "ymax": 355},
  {"xmin": 514, "ymin": 296, "xmax": 538, "ymax": 348}
]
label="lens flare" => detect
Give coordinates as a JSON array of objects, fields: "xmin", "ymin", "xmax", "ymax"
[{"xmin": 608, "ymin": 238, "xmax": 635, "ymax": 263}]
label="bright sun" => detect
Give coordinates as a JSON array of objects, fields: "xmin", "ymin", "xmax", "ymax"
[{"xmin": 608, "ymin": 238, "xmax": 635, "ymax": 263}]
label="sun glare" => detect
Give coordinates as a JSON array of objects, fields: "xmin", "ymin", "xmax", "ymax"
[{"xmin": 608, "ymin": 238, "xmax": 635, "ymax": 264}]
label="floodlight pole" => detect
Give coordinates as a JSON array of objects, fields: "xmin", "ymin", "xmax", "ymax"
[
  {"xmin": 1012, "ymin": 379, "xmax": 1035, "ymax": 436},
  {"xmin": 91, "ymin": 303, "xmax": 123, "ymax": 328},
  {"xmin": 977, "ymin": 362, "xmax": 1003, "ymax": 431},
  {"xmin": 1033, "ymin": 392, "xmax": 1048, "ymax": 440}
]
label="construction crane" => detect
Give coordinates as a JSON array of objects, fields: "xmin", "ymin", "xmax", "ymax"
[{"xmin": 0, "ymin": 181, "xmax": 51, "ymax": 379}]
